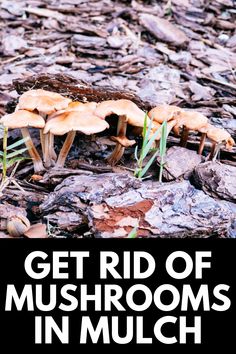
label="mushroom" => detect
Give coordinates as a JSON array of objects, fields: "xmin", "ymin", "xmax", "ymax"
[
  {"xmin": 205, "ymin": 124, "xmax": 235, "ymax": 160},
  {"xmin": 18, "ymin": 89, "xmax": 72, "ymax": 114},
  {"xmin": 109, "ymin": 115, "xmax": 136, "ymax": 165},
  {"xmin": 18, "ymin": 89, "xmax": 72, "ymax": 168},
  {"xmin": 44, "ymin": 110, "xmax": 109, "ymax": 168},
  {"xmin": 52, "ymin": 101, "xmax": 97, "ymax": 115},
  {"xmin": 148, "ymin": 104, "xmax": 182, "ymax": 146},
  {"xmin": 67, "ymin": 101, "xmax": 97, "ymax": 112},
  {"xmin": 173, "ymin": 111, "xmax": 208, "ymax": 148},
  {"xmin": 148, "ymin": 104, "xmax": 182, "ymax": 124},
  {"xmin": 0, "ymin": 110, "xmax": 45, "ymax": 173},
  {"xmin": 94, "ymin": 99, "xmax": 149, "ymax": 165}
]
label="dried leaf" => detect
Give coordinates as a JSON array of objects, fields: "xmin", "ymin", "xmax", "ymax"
[{"xmin": 24, "ymin": 223, "xmax": 48, "ymax": 238}]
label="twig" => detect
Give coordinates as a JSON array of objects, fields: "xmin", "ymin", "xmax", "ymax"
[{"xmin": 199, "ymin": 74, "xmax": 236, "ymax": 91}]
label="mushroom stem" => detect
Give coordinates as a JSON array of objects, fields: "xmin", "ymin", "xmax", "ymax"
[
  {"xmin": 56, "ymin": 131, "xmax": 76, "ymax": 168},
  {"xmin": 209, "ymin": 142, "xmax": 221, "ymax": 161},
  {"xmin": 107, "ymin": 115, "xmax": 127, "ymax": 166},
  {"xmin": 49, "ymin": 133, "xmax": 57, "ymax": 161},
  {"xmin": 39, "ymin": 129, "xmax": 45, "ymax": 157},
  {"xmin": 43, "ymin": 133, "xmax": 51, "ymax": 168},
  {"xmin": 20, "ymin": 127, "xmax": 44, "ymax": 173},
  {"xmin": 43, "ymin": 133, "xmax": 57, "ymax": 168},
  {"xmin": 39, "ymin": 111, "xmax": 56, "ymax": 168},
  {"xmin": 172, "ymin": 125, "xmax": 180, "ymax": 137},
  {"xmin": 180, "ymin": 127, "xmax": 189, "ymax": 147},
  {"xmin": 198, "ymin": 133, "xmax": 207, "ymax": 155}
]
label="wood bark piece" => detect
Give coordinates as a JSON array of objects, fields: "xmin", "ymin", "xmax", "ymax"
[
  {"xmin": 88, "ymin": 180, "xmax": 232, "ymax": 238},
  {"xmin": 40, "ymin": 167, "xmax": 93, "ymax": 186},
  {"xmin": 44, "ymin": 212, "xmax": 87, "ymax": 232},
  {"xmin": 40, "ymin": 173, "xmax": 232, "ymax": 237},
  {"xmin": 41, "ymin": 173, "xmax": 140, "ymax": 212},
  {"xmin": 1, "ymin": 188, "xmax": 47, "ymax": 220},
  {"xmin": 193, "ymin": 161, "xmax": 236, "ymax": 202},
  {"xmin": 140, "ymin": 14, "xmax": 189, "ymax": 47},
  {"xmin": 13, "ymin": 74, "xmax": 151, "ymax": 111},
  {"xmin": 157, "ymin": 146, "xmax": 203, "ymax": 181},
  {"xmin": 40, "ymin": 173, "xmax": 141, "ymax": 230}
]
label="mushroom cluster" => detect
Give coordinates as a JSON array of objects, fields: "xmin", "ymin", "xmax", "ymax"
[
  {"xmin": 148, "ymin": 104, "xmax": 235, "ymax": 160},
  {"xmin": 0, "ymin": 91, "xmax": 234, "ymax": 173},
  {"xmin": 0, "ymin": 90, "xmax": 110, "ymax": 172}
]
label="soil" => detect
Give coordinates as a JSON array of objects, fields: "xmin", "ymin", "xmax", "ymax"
[{"xmin": 0, "ymin": 0, "xmax": 236, "ymax": 238}]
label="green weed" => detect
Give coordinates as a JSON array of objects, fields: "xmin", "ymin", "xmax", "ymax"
[
  {"xmin": 134, "ymin": 114, "xmax": 168, "ymax": 181},
  {"xmin": 0, "ymin": 125, "xmax": 29, "ymax": 192}
]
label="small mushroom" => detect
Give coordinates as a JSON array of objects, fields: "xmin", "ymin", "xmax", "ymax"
[
  {"xmin": 67, "ymin": 101, "xmax": 97, "ymax": 112},
  {"xmin": 18, "ymin": 89, "xmax": 72, "ymax": 168},
  {"xmin": 0, "ymin": 110, "xmax": 45, "ymax": 173},
  {"xmin": 18, "ymin": 89, "xmax": 72, "ymax": 114},
  {"xmin": 148, "ymin": 104, "xmax": 182, "ymax": 146},
  {"xmin": 174, "ymin": 111, "xmax": 208, "ymax": 148},
  {"xmin": 148, "ymin": 104, "xmax": 182, "ymax": 124},
  {"xmin": 205, "ymin": 124, "xmax": 235, "ymax": 160},
  {"xmin": 7, "ymin": 215, "xmax": 30, "ymax": 237},
  {"xmin": 51, "ymin": 101, "xmax": 97, "ymax": 115},
  {"xmin": 95, "ymin": 99, "xmax": 149, "ymax": 165},
  {"xmin": 109, "ymin": 115, "xmax": 136, "ymax": 165},
  {"xmin": 44, "ymin": 109, "xmax": 109, "ymax": 168}
]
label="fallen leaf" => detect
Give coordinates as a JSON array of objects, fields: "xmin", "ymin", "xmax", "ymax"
[{"xmin": 24, "ymin": 223, "xmax": 48, "ymax": 238}]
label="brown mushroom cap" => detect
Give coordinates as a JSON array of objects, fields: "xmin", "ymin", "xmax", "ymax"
[
  {"xmin": 148, "ymin": 104, "xmax": 182, "ymax": 123},
  {"xmin": 0, "ymin": 110, "xmax": 45, "ymax": 129},
  {"xmin": 67, "ymin": 101, "xmax": 84, "ymax": 110},
  {"xmin": 49, "ymin": 101, "xmax": 97, "ymax": 118},
  {"xmin": 206, "ymin": 124, "xmax": 235, "ymax": 149},
  {"xmin": 94, "ymin": 99, "xmax": 149, "ymax": 127},
  {"xmin": 18, "ymin": 89, "xmax": 72, "ymax": 115},
  {"xmin": 44, "ymin": 110, "xmax": 109, "ymax": 136},
  {"xmin": 67, "ymin": 101, "xmax": 97, "ymax": 112},
  {"xmin": 175, "ymin": 111, "xmax": 208, "ymax": 131}
]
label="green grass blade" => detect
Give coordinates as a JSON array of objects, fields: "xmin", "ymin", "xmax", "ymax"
[
  {"xmin": 160, "ymin": 121, "xmax": 168, "ymax": 156},
  {"xmin": 6, "ymin": 147, "xmax": 29, "ymax": 159},
  {"xmin": 143, "ymin": 113, "xmax": 153, "ymax": 147},
  {"xmin": 127, "ymin": 226, "xmax": 138, "ymax": 238},
  {"xmin": 7, "ymin": 137, "xmax": 30, "ymax": 150},
  {"xmin": 141, "ymin": 112, "xmax": 148, "ymax": 147},
  {"xmin": 140, "ymin": 150, "xmax": 159, "ymax": 178},
  {"xmin": 142, "ymin": 125, "xmax": 162, "ymax": 159},
  {"xmin": 134, "ymin": 145, "xmax": 139, "ymax": 162},
  {"xmin": 7, "ymin": 157, "xmax": 27, "ymax": 168}
]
